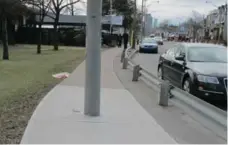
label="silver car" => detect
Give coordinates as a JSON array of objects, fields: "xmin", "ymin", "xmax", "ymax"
[
  {"xmin": 139, "ymin": 37, "xmax": 158, "ymax": 53},
  {"xmin": 154, "ymin": 36, "xmax": 163, "ymax": 45}
]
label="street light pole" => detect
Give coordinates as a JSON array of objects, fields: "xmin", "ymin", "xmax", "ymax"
[
  {"xmin": 140, "ymin": 0, "xmax": 159, "ymax": 40},
  {"xmin": 110, "ymin": 0, "xmax": 113, "ymax": 34},
  {"xmin": 140, "ymin": 0, "xmax": 144, "ymax": 41},
  {"xmin": 143, "ymin": 0, "xmax": 148, "ymax": 37},
  {"xmin": 84, "ymin": 0, "xmax": 102, "ymax": 116},
  {"xmin": 131, "ymin": 0, "xmax": 137, "ymax": 48}
]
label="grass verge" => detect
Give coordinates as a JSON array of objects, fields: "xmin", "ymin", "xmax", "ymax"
[{"xmin": 0, "ymin": 45, "xmax": 85, "ymax": 143}]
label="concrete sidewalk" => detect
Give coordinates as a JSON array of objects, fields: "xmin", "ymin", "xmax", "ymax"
[{"xmin": 21, "ymin": 48, "xmax": 176, "ymax": 144}]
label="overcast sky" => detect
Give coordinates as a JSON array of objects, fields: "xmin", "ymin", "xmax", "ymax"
[
  {"xmin": 73, "ymin": 0, "xmax": 227, "ymax": 24},
  {"xmin": 137, "ymin": 0, "xmax": 227, "ymax": 24}
]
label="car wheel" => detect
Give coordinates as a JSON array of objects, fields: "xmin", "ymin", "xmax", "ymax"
[
  {"xmin": 139, "ymin": 49, "xmax": 143, "ymax": 53},
  {"xmin": 182, "ymin": 77, "xmax": 192, "ymax": 93},
  {"xmin": 157, "ymin": 66, "xmax": 163, "ymax": 80}
]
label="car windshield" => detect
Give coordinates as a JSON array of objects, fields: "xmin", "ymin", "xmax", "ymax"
[
  {"xmin": 188, "ymin": 46, "xmax": 227, "ymax": 63},
  {"xmin": 142, "ymin": 38, "xmax": 157, "ymax": 43}
]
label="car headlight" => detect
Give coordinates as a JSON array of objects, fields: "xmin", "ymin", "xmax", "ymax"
[{"xmin": 197, "ymin": 75, "xmax": 219, "ymax": 84}]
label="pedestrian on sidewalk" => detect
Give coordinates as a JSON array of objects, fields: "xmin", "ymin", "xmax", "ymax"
[
  {"xmin": 117, "ymin": 33, "xmax": 122, "ymax": 48},
  {"xmin": 137, "ymin": 39, "xmax": 139, "ymax": 45},
  {"xmin": 123, "ymin": 30, "xmax": 129, "ymax": 50}
]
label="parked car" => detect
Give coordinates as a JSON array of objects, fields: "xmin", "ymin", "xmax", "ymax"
[
  {"xmin": 168, "ymin": 34, "xmax": 175, "ymax": 41},
  {"xmin": 157, "ymin": 43, "xmax": 227, "ymax": 101},
  {"xmin": 154, "ymin": 36, "xmax": 163, "ymax": 45},
  {"xmin": 139, "ymin": 37, "xmax": 158, "ymax": 53},
  {"xmin": 163, "ymin": 37, "xmax": 168, "ymax": 41},
  {"xmin": 150, "ymin": 34, "xmax": 155, "ymax": 38}
]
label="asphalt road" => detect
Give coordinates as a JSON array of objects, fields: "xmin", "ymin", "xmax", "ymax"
[
  {"xmin": 114, "ymin": 53, "xmax": 226, "ymax": 144},
  {"xmin": 133, "ymin": 41, "xmax": 177, "ymax": 76},
  {"xmin": 133, "ymin": 41, "xmax": 227, "ymax": 111},
  {"xmin": 113, "ymin": 52, "xmax": 226, "ymax": 144}
]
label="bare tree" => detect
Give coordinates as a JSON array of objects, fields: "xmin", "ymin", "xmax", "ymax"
[
  {"xmin": 192, "ymin": 10, "xmax": 204, "ymax": 22},
  {"xmin": 0, "ymin": 0, "xmax": 28, "ymax": 60},
  {"xmin": 66, "ymin": 0, "xmax": 75, "ymax": 15},
  {"xmin": 159, "ymin": 19, "xmax": 169, "ymax": 31},
  {"xmin": 64, "ymin": 0, "xmax": 85, "ymax": 15},
  {"xmin": 48, "ymin": 0, "xmax": 81, "ymax": 51},
  {"xmin": 26, "ymin": 0, "xmax": 51, "ymax": 54},
  {"xmin": 188, "ymin": 10, "xmax": 204, "ymax": 41}
]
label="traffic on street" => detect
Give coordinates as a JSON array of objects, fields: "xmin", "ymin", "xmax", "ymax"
[
  {"xmin": 134, "ymin": 40, "xmax": 227, "ymax": 110},
  {"xmin": 0, "ymin": 0, "xmax": 227, "ymax": 143}
]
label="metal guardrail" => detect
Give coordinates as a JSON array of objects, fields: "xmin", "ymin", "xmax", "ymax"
[
  {"xmin": 122, "ymin": 48, "xmax": 227, "ymax": 140},
  {"xmin": 139, "ymin": 69, "xmax": 160, "ymax": 86},
  {"xmin": 171, "ymin": 87, "xmax": 227, "ymax": 126},
  {"xmin": 121, "ymin": 47, "xmax": 137, "ymax": 69}
]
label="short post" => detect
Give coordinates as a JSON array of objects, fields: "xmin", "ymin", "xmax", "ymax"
[
  {"xmin": 121, "ymin": 49, "xmax": 125, "ymax": 62},
  {"xmin": 132, "ymin": 65, "xmax": 141, "ymax": 81},
  {"xmin": 122, "ymin": 57, "xmax": 128, "ymax": 69},
  {"xmin": 159, "ymin": 80, "xmax": 171, "ymax": 107}
]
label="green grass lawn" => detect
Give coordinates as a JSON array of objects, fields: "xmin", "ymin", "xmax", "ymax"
[{"xmin": 0, "ymin": 45, "xmax": 85, "ymax": 144}]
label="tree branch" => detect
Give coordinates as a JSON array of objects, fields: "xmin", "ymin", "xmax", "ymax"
[
  {"xmin": 46, "ymin": 13, "xmax": 55, "ymax": 19},
  {"xmin": 60, "ymin": 0, "xmax": 81, "ymax": 11},
  {"xmin": 43, "ymin": 0, "xmax": 52, "ymax": 17},
  {"xmin": 49, "ymin": 7, "xmax": 55, "ymax": 14},
  {"xmin": 24, "ymin": 0, "xmax": 50, "ymax": 13},
  {"xmin": 59, "ymin": 0, "xmax": 65, "ymax": 6},
  {"xmin": 51, "ymin": 0, "xmax": 57, "ymax": 9}
]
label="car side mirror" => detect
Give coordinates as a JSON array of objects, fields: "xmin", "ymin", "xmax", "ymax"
[{"xmin": 175, "ymin": 55, "xmax": 185, "ymax": 61}]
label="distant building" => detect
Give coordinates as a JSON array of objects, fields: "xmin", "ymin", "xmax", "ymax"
[
  {"xmin": 177, "ymin": 24, "xmax": 188, "ymax": 37},
  {"xmin": 153, "ymin": 18, "xmax": 158, "ymax": 28},
  {"xmin": 144, "ymin": 14, "xmax": 153, "ymax": 36},
  {"xmin": 151, "ymin": 17, "xmax": 154, "ymax": 28},
  {"xmin": 205, "ymin": 4, "xmax": 227, "ymax": 41},
  {"xmin": 150, "ymin": 16, "xmax": 158, "ymax": 29}
]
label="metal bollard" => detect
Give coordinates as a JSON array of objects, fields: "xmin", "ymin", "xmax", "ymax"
[
  {"xmin": 122, "ymin": 57, "xmax": 128, "ymax": 69},
  {"xmin": 121, "ymin": 50, "xmax": 125, "ymax": 63},
  {"xmin": 132, "ymin": 65, "xmax": 141, "ymax": 81},
  {"xmin": 159, "ymin": 80, "xmax": 171, "ymax": 106}
]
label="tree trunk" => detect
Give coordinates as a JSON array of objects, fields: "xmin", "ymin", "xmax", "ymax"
[
  {"xmin": 193, "ymin": 27, "xmax": 196, "ymax": 42},
  {"xmin": 131, "ymin": 22, "xmax": 137, "ymax": 48},
  {"xmin": 132, "ymin": 31, "xmax": 136, "ymax": 49},
  {"xmin": 71, "ymin": 7, "xmax": 74, "ymax": 16},
  {"xmin": 217, "ymin": 27, "xmax": 220, "ymax": 43},
  {"xmin": 53, "ymin": 13, "xmax": 59, "ymax": 51},
  {"xmin": 2, "ymin": 16, "xmax": 9, "ymax": 60},
  {"xmin": 37, "ymin": 23, "xmax": 42, "ymax": 54}
]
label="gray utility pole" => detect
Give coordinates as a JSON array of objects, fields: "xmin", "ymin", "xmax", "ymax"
[
  {"xmin": 131, "ymin": 0, "xmax": 137, "ymax": 48},
  {"xmin": 143, "ymin": 0, "xmax": 148, "ymax": 37},
  {"xmin": 84, "ymin": 0, "xmax": 102, "ymax": 116},
  {"xmin": 223, "ymin": 3, "xmax": 227, "ymax": 43},
  {"xmin": 140, "ymin": 0, "xmax": 144, "ymax": 41},
  {"xmin": 110, "ymin": 0, "xmax": 113, "ymax": 34}
]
